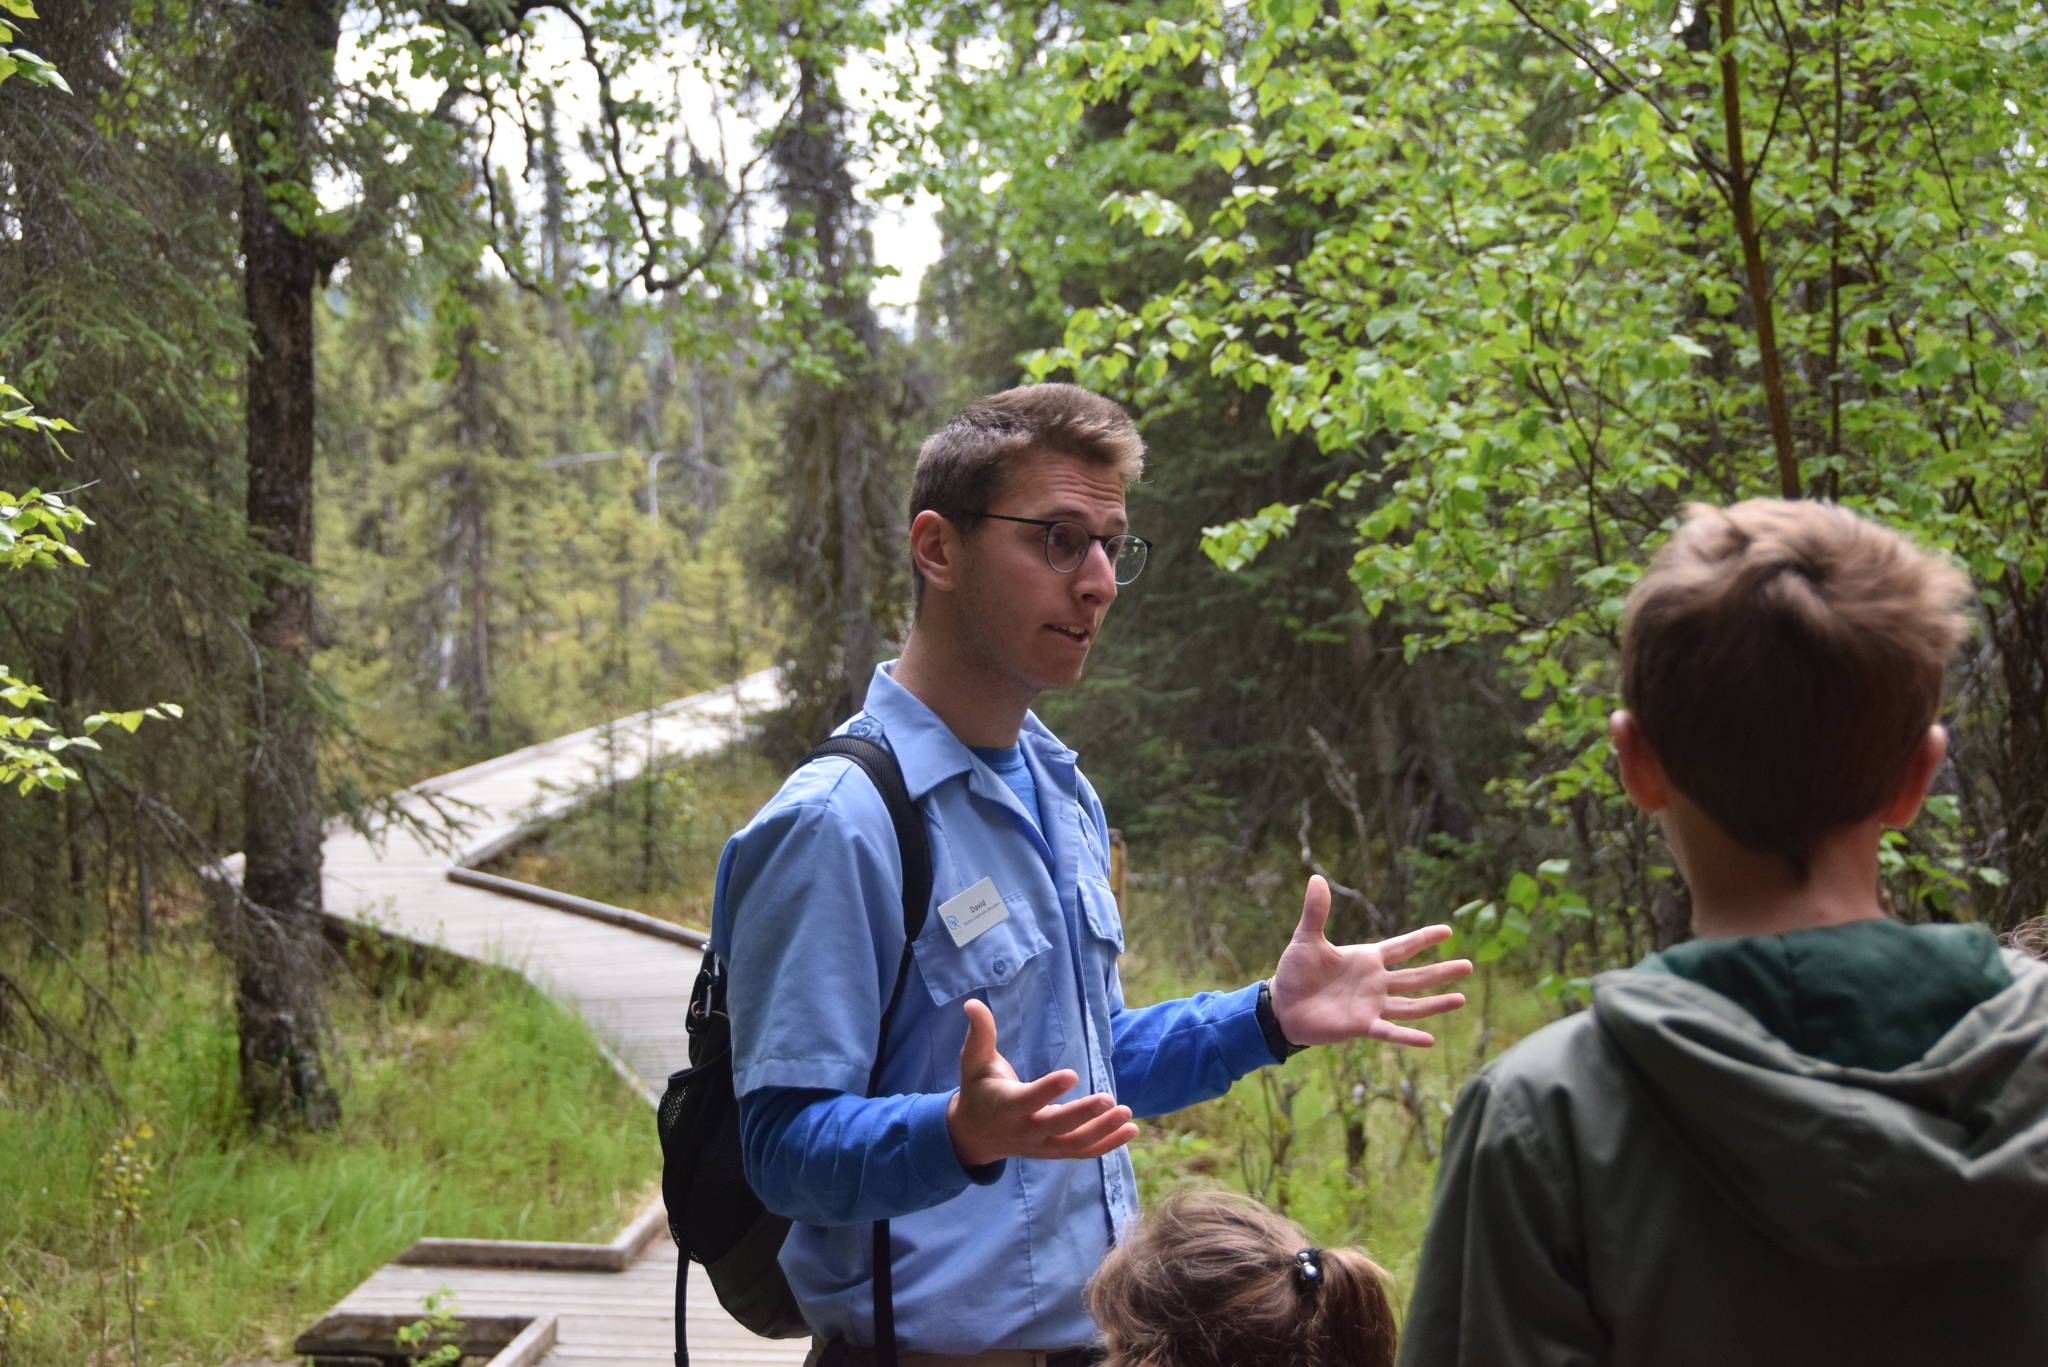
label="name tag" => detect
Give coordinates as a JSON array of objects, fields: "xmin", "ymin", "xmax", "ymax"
[{"xmin": 937, "ymin": 877, "xmax": 1009, "ymax": 948}]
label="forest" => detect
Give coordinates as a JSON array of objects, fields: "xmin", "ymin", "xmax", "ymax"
[{"xmin": 3, "ymin": 0, "xmax": 2045, "ymax": 1362}]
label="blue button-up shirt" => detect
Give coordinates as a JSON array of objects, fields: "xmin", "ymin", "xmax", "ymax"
[{"xmin": 713, "ymin": 663, "xmax": 1278, "ymax": 1354}]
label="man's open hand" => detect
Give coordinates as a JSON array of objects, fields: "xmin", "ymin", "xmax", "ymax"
[
  {"xmin": 1270, "ymin": 875, "xmax": 1474, "ymax": 1048},
  {"xmin": 946, "ymin": 998, "xmax": 1136, "ymax": 1169}
]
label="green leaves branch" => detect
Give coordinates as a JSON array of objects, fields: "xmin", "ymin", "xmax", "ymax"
[
  {"xmin": 0, "ymin": 0, "xmax": 69, "ymax": 92},
  {"xmin": 1, "ymin": 379, "xmax": 181, "ymax": 795},
  {"xmin": 1446, "ymin": 857, "xmax": 1596, "ymax": 1006},
  {"xmin": 969, "ymin": 0, "xmax": 2048, "ymax": 927}
]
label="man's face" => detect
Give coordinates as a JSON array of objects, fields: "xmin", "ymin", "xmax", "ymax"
[{"xmin": 951, "ymin": 450, "xmax": 1127, "ymax": 701}]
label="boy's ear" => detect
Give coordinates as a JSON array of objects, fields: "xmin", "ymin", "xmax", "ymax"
[
  {"xmin": 908, "ymin": 510, "xmax": 960, "ymax": 594},
  {"xmin": 1878, "ymin": 724, "xmax": 1949, "ymax": 828},
  {"xmin": 1610, "ymin": 711, "xmax": 1670, "ymax": 814}
]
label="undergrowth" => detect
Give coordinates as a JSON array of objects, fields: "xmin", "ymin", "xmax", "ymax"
[
  {"xmin": 0, "ymin": 926, "xmax": 651, "ymax": 1366},
  {"xmin": 1117, "ymin": 949, "xmax": 1553, "ymax": 1302}
]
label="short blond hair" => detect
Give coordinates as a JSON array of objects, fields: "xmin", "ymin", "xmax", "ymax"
[
  {"xmin": 1621, "ymin": 500, "xmax": 1972, "ymax": 876},
  {"xmin": 1086, "ymin": 1192, "xmax": 1396, "ymax": 1367}
]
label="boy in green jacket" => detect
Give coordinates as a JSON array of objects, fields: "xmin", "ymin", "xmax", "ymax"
[{"xmin": 1400, "ymin": 499, "xmax": 2048, "ymax": 1367}]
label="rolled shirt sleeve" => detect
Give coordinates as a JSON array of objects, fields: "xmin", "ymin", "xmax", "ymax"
[{"xmin": 721, "ymin": 778, "xmax": 904, "ymax": 1099}]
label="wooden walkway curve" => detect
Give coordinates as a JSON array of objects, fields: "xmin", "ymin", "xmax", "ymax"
[{"xmin": 291, "ymin": 670, "xmax": 809, "ymax": 1367}]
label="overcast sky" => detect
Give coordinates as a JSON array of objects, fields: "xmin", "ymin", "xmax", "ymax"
[{"xmin": 336, "ymin": 10, "xmax": 943, "ymax": 317}]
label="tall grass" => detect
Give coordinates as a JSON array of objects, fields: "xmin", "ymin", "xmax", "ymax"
[{"xmin": 0, "ymin": 930, "xmax": 652, "ymax": 1366}]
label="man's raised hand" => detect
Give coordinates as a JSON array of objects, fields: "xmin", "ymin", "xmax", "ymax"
[
  {"xmin": 946, "ymin": 998, "xmax": 1136, "ymax": 1169},
  {"xmin": 1269, "ymin": 875, "xmax": 1474, "ymax": 1049}
]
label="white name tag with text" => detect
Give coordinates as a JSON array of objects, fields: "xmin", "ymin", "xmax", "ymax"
[{"xmin": 938, "ymin": 877, "xmax": 1009, "ymax": 948}]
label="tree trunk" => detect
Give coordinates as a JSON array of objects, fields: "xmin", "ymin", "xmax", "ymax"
[
  {"xmin": 1990, "ymin": 588, "xmax": 2048, "ymax": 930},
  {"xmin": 1716, "ymin": 0, "xmax": 1800, "ymax": 499},
  {"xmin": 831, "ymin": 392, "xmax": 882, "ymax": 709},
  {"xmin": 229, "ymin": 0, "xmax": 341, "ymax": 1132},
  {"xmin": 446, "ymin": 284, "xmax": 494, "ymax": 744},
  {"xmin": 768, "ymin": 54, "xmax": 899, "ymax": 729}
]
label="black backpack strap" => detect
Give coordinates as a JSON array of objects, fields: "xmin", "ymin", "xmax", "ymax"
[
  {"xmin": 809, "ymin": 735, "xmax": 933, "ymax": 945},
  {"xmin": 674, "ymin": 1242, "xmax": 688, "ymax": 1367},
  {"xmin": 807, "ymin": 733, "xmax": 931, "ymax": 1367}
]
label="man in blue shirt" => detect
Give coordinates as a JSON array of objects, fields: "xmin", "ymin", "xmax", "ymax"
[{"xmin": 713, "ymin": 383, "xmax": 1472, "ymax": 1365}]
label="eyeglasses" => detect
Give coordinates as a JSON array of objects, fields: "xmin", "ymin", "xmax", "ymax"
[{"xmin": 973, "ymin": 513, "xmax": 1151, "ymax": 585}]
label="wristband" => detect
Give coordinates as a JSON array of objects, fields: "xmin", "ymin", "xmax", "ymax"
[{"xmin": 1257, "ymin": 979, "xmax": 1309, "ymax": 1061}]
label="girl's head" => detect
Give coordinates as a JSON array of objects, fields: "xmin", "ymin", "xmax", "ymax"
[{"xmin": 1086, "ymin": 1192, "xmax": 1397, "ymax": 1367}]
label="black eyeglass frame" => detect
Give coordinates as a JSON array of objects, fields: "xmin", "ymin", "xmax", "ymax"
[{"xmin": 970, "ymin": 512, "xmax": 1151, "ymax": 585}]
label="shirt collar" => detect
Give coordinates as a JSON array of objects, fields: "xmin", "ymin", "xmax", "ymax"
[{"xmin": 858, "ymin": 662, "xmax": 1076, "ymax": 801}]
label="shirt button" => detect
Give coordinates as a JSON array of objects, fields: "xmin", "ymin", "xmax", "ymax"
[{"xmin": 993, "ymin": 956, "xmax": 1009, "ymax": 978}]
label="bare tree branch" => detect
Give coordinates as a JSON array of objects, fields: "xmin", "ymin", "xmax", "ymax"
[
  {"xmin": 0, "ymin": 905, "xmax": 136, "ymax": 1056},
  {"xmin": 1715, "ymin": 0, "xmax": 1800, "ymax": 498},
  {"xmin": 1748, "ymin": 34, "xmax": 1801, "ymax": 181}
]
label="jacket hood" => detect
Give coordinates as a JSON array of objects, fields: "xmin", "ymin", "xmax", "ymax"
[{"xmin": 1591, "ymin": 951, "xmax": 2048, "ymax": 1267}]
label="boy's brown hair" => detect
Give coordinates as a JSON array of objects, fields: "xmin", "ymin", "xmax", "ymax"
[
  {"xmin": 1620, "ymin": 499, "xmax": 1973, "ymax": 877},
  {"xmin": 1086, "ymin": 1192, "xmax": 1397, "ymax": 1367},
  {"xmin": 907, "ymin": 383, "xmax": 1144, "ymax": 607}
]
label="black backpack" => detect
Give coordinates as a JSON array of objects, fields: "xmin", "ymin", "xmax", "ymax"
[{"xmin": 659, "ymin": 734, "xmax": 932, "ymax": 1367}]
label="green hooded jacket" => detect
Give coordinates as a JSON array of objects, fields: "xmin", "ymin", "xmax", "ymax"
[{"xmin": 1399, "ymin": 923, "xmax": 2048, "ymax": 1367}]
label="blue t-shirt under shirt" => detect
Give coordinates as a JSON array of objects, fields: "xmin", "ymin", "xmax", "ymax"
[{"xmin": 969, "ymin": 743, "xmax": 1042, "ymax": 833}]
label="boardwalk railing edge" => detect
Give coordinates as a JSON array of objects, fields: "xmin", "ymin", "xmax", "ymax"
[
  {"xmin": 445, "ymin": 865, "xmax": 709, "ymax": 949},
  {"xmin": 396, "ymin": 1198, "xmax": 669, "ymax": 1274}
]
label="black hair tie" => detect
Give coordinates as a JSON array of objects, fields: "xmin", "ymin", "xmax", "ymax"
[{"xmin": 1295, "ymin": 1247, "xmax": 1323, "ymax": 1288}]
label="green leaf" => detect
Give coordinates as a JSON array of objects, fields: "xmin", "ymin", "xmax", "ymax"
[{"xmin": 6, "ymin": 47, "xmax": 67, "ymax": 92}]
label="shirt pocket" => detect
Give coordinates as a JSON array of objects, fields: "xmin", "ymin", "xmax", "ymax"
[
  {"xmin": 1079, "ymin": 877, "xmax": 1124, "ymax": 953},
  {"xmin": 913, "ymin": 890, "xmax": 1055, "ymax": 1002},
  {"xmin": 1078, "ymin": 877, "xmax": 1125, "ymax": 1010},
  {"xmin": 911, "ymin": 891, "xmax": 1066, "ymax": 1069}
]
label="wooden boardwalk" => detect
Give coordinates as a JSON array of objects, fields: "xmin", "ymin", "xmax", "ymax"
[{"xmin": 294, "ymin": 670, "xmax": 810, "ymax": 1367}]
